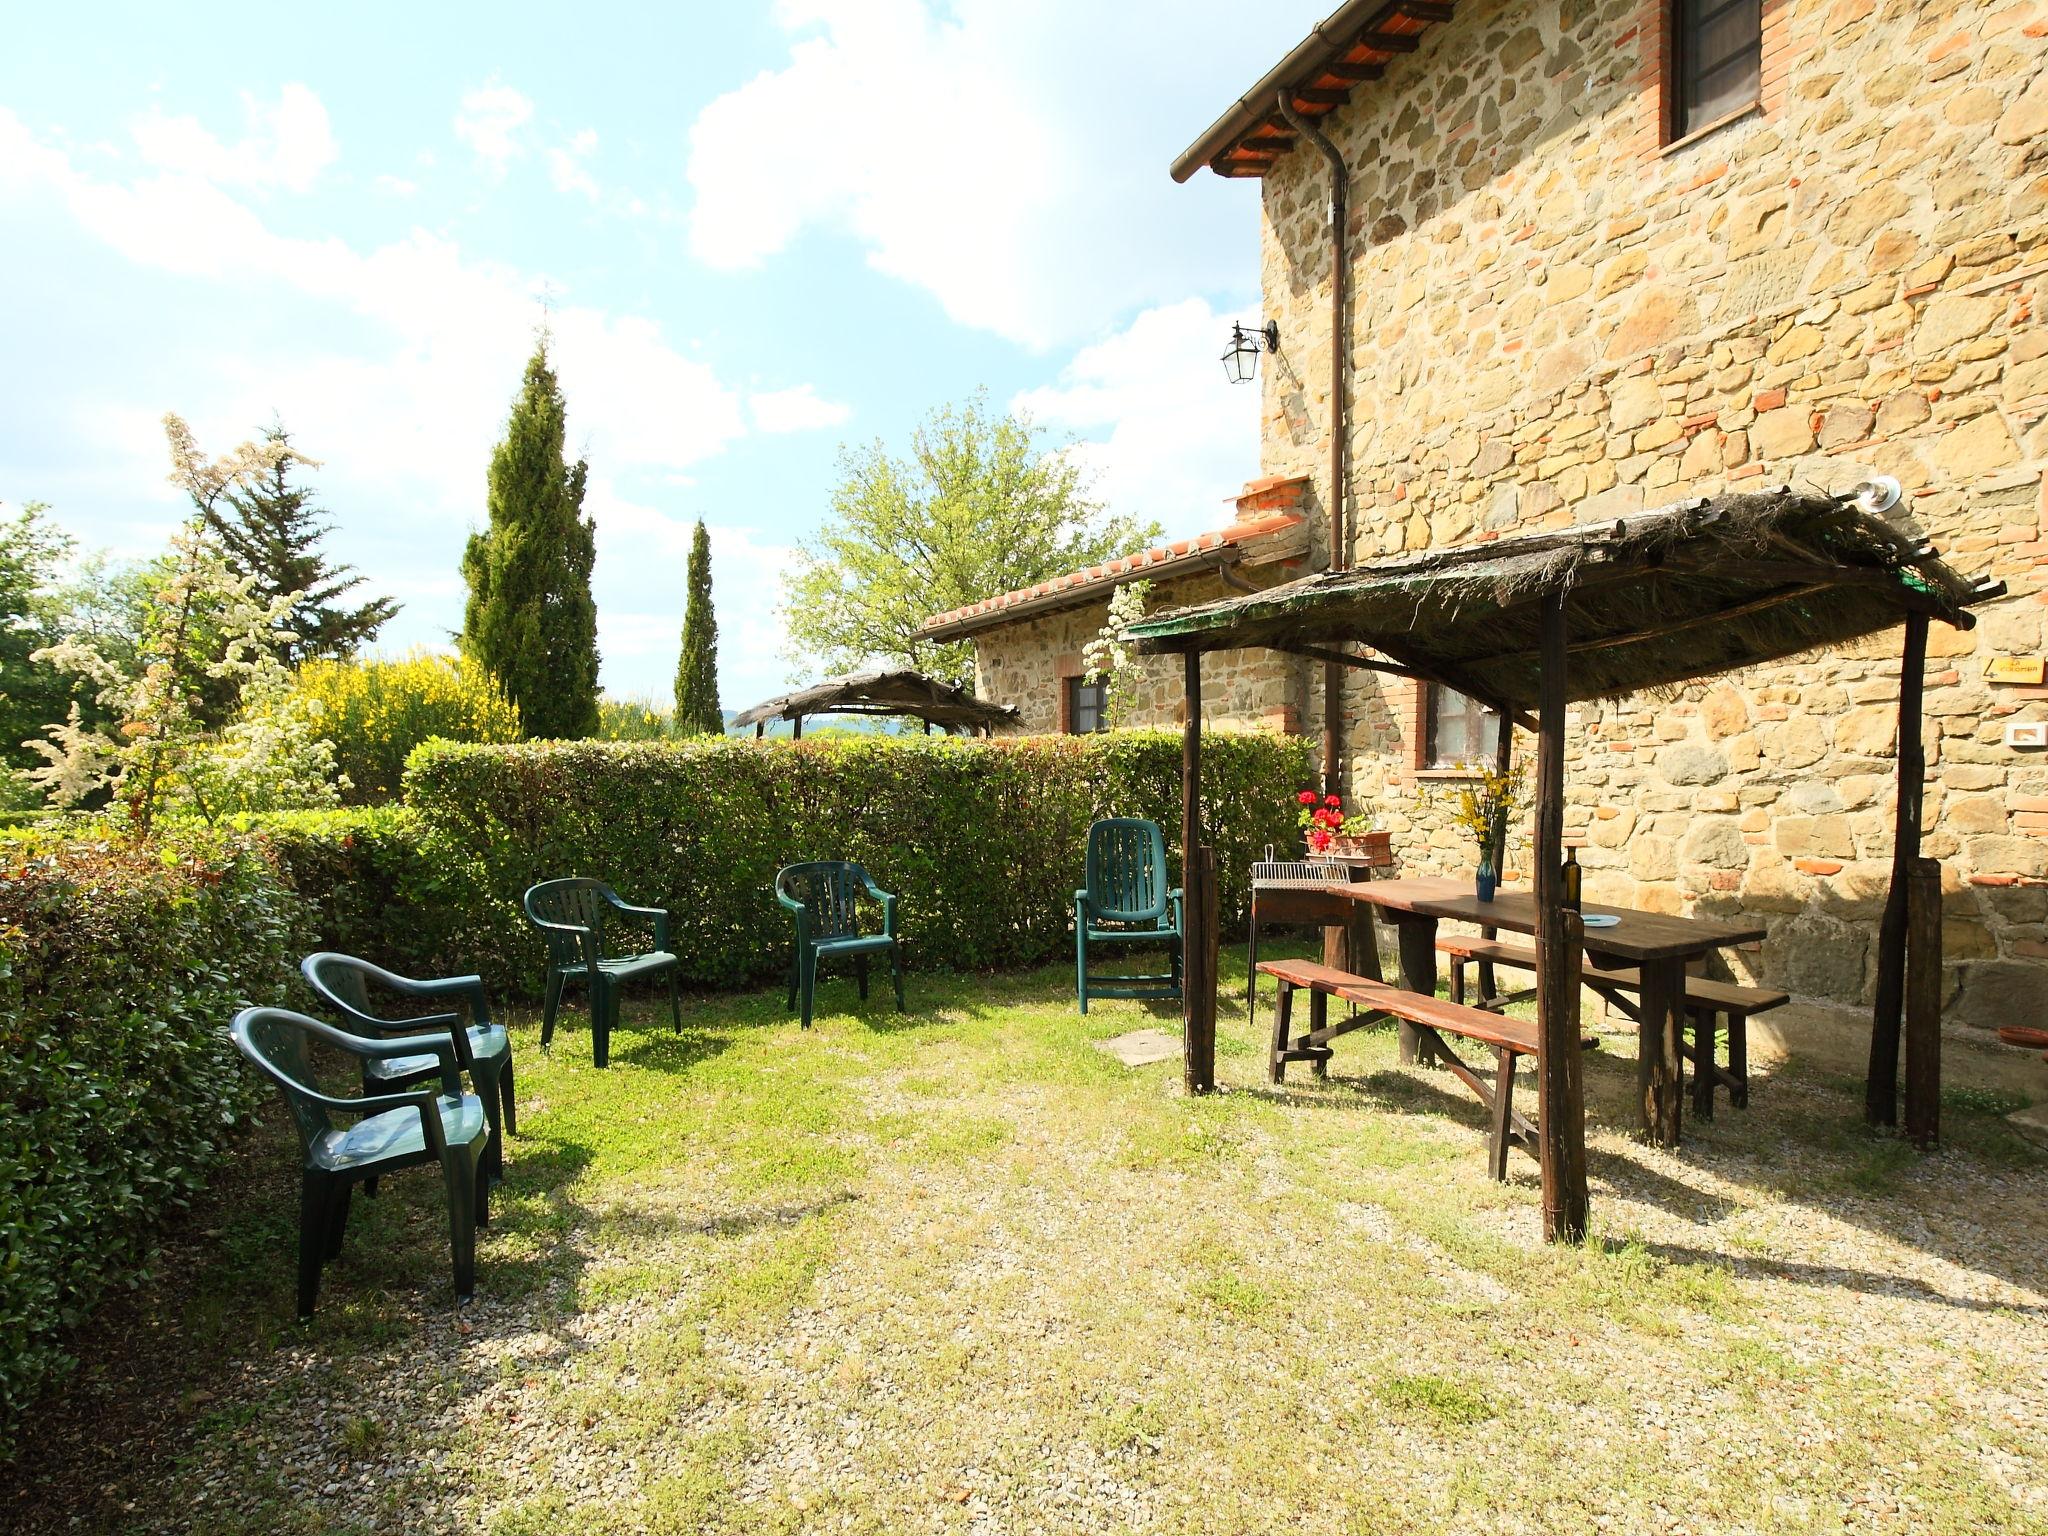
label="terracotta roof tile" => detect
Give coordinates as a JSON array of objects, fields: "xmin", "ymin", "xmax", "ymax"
[{"xmin": 917, "ymin": 508, "xmax": 1308, "ymax": 636}]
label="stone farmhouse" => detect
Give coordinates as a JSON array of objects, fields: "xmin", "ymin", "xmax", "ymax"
[{"xmin": 923, "ymin": 0, "xmax": 2048, "ymax": 1034}]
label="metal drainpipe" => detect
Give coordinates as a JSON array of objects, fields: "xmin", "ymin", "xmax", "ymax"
[{"xmin": 1277, "ymin": 90, "xmax": 1349, "ymax": 799}]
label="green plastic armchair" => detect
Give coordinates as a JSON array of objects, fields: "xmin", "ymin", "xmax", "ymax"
[
  {"xmin": 775, "ymin": 861, "xmax": 904, "ymax": 1029},
  {"xmin": 1075, "ymin": 818, "xmax": 1183, "ymax": 1014},
  {"xmin": 301, "ymin": 952, "xmax": 514, "ymax": 1186},
  {"xmin": 232, "ymin": 1006, "xmax": 490, "ymax": 1321},
  {"xmin": 523, "ymin": 878, "xmax": 681, "ymax": 1069}
]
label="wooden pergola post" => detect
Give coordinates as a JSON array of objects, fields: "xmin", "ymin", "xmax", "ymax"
[
  {"xmin": 1182, "ymin": 650, "xmax": 1217, "ymax": 1094},
  {"xmin": 1534, "ymin": 592, "xmax": 1588, "ymax": 1243},
  {"xmin": 1867, "ymin": 611, "xmax": 1929, "ymax": 1126},
  {"xmin": 1904, "ymin": 855, "xmax": 1943, "ymax": 1149}
]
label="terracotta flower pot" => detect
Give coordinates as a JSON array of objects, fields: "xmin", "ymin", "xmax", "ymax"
[{"xmin": 1323, "ymin": 831, "xmax": 1394, "ymax": 868}]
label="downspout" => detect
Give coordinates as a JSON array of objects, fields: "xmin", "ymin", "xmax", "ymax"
[{"xmin": 1277, "ymin": 90, "xmax": 1349, "ymax": 799}]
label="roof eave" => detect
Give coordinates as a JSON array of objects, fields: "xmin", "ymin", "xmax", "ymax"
[{"xmin": 1170, "ymin": 0, "xmax": 1418, "ymax": 182}]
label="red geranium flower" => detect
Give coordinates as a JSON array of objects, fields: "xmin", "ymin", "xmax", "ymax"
[
  {"xmin": 1324, "ymin": 794, "xmax": 1341, "ymax": 807},
  {"xmin": 1297, "ymin": 790, "xmax": 1317, "ymax": 804}
]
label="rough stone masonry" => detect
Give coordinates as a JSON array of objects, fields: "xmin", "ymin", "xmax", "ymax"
[{"xmin": 1245, "ymin": 0, "xmax": 2048, "ymax": 1029}]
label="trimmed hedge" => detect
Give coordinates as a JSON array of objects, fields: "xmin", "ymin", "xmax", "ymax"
[
  {"xmin": 0, "ymin": 829, "xmax": 301, "ymax": 1450},
  {"xmin": 388, "ymin": 732, "xmax": 1311, "ymax": 993},
  {"xmin": 237, "ymin": 806, "xmax": 472, "ymax": 978}
]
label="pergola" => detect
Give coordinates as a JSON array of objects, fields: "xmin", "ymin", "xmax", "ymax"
[
  {"xmin": 1128, "ymin": 483, "xmax": 2003, "ymax": 1240},
  {"xmin": 731, "ymin": 668, "xmax": 1021, "ymax": 739}
]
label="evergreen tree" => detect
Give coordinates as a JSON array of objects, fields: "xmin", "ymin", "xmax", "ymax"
[
  {"xmin": 672, "ymin": 519, "xmax": 723, "ymax": 735},
  {"xmin": 461, "ymin": 340, "xmax": 600, "ymax": 739},
  {"xmin": 207, "ymin": 423, "xmax": 398, "ymax": 666}
]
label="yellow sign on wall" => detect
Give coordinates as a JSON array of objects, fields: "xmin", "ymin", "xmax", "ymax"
[{"xmin": 1986, "ymin": 656, "xmax": 2046, "ymax": 685}]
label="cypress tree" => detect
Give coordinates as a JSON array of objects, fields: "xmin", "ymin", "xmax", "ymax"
[
  {"xmin": 208, "ymin": 422, "xmax": 398, "ymax": 665},
  {"xmin": 673, "ymin": 519, "xmax": 723, "ymax": 735},
  {"xmin": 461, "ymin": 340, "xmax": 601, "ymax": 739}
]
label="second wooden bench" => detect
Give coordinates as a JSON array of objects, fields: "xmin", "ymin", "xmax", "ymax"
[{"xmin": 1436, "ymin": 934, "xmax": 1787, "ymax": 1117}]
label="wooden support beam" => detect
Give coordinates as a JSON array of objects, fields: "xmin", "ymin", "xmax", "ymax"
[
  {"xmin": 1357, "ymin": 29, "xmax": 1423, "ymax": 51},
  {"xmin": 1182, "ymin": 651, "xmax": 1215, "ymax": 1095},
  {"xmin": 1868, "ymin": 612, "xmax": 1928, "ymax": 1126},
  {"xmin": 1320, "ymin": 61, "xmax": 1385, "ymax": 83},
  {"xmin": 1534, "ymin": 591, "xmax": 1589, "ymax": 1243},
  {"xmin": 1273, "ymin": 642, "xmax": 1430, "ymax": 684},
  {"xmin": 1399, "ymin": 1, "xmax": 1458, "ymax": 20},
  {"xmin": 1290, "ymin": 88, "xmax": 1353, "ymax": 106},
  {"xmin": 1904, "ymin": 856, "xmax": 1942, "ymax": 1150},
  {"xmin": 1364, "ymin": 632, "xmax": 1539, "ymax": 732}
]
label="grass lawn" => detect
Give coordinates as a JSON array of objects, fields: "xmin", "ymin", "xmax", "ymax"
[{"xmin": 3, "ymin": 948, "xmax": 2045, "ymax": 1535}]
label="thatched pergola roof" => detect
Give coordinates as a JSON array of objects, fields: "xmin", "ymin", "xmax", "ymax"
[
  {"xmin": 1127, "ymin": 486, "xmax": 2001, "ymax": 722},
  {"xmin": 730, "ymin": 668, "xmax": 1021, "ymax": 736}
]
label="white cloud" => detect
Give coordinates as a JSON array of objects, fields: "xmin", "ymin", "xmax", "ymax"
[
  {"xmin": 547, "ymin": 127, "xmax": 600, "ymax": 201},
  {"xmin": 683, "ymin": 0, "xmax": 1289, "ymax": 348},
  {"xmin": 0, "ymin": 105, "xmax": 754, "ymax": 516},
  {"xmin": 454, "ymin": 81, "xmax": 533, "ymax": 175},
  {"xmin": 1013, "ymin": 297, "xmax": 1259, "ymax": 541},
  {"xmin": 750, "ymin": 383, "xmax": 851, "ymax": 434},
  {"xmin": 373, "ymin": 173, "xmax": 418, "ymax": 197},
  {"xmin": 131, "ymin": 83, "xmax": 336, "ymax": 193}
]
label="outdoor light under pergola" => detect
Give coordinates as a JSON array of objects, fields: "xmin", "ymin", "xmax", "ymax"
[{"xmin": 1221, "ymin": 321, "xmax": 1279, "ymax": 384}]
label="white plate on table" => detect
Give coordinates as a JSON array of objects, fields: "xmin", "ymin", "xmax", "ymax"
[{"xmin": 1581, "ymin": 913, "xmax": 1620, "ymax": 929}]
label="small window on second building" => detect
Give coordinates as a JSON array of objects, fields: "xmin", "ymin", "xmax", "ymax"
[
  {"xmin": 1674, "ymin": 0, "xmax": 1762, "ymax": 139},
  {"xmin": 1066, "ymin": 675, "xmax": 1109, "ymax": 735},
  {"xmin": 1424, "ymin": 686, "xmax": 1501, "ymax": 769}
]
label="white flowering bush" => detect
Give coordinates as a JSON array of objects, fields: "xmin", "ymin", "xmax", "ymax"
[
  {"xmin": 25, "ymin": 416, "xmax": 345, "ymax": 827},
  {"xmin": 1081, "ymin": 579, "xmax": 1153, "ymax": 730}
]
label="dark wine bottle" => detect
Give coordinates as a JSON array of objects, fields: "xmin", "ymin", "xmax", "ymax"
[{"xmin": 1562, "ymin": 846, "xmax": 1582, "ymax": 912}]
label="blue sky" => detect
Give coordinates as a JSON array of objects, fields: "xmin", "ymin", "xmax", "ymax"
[{"xmin": 0, "ymin": 0, "xmax": 1324, "ymax": 707}]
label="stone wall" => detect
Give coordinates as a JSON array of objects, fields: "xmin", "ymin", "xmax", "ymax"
[
  {"xmin": 972, "ymin": 568, "xmax": 1309, "ymax": 736},
  {"xmin": 1255, "ymin": 0, "xmax": 2048, "ymax": 1025}
]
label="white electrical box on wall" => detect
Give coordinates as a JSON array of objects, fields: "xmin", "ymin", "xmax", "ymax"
[{"xmin": 2006, "ymin": 721, "xmax": 2048, "ymax": 749}]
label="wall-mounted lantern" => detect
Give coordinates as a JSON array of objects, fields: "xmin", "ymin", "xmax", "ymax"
[{"xmin": 1221, "ymin": 321, "xmax": 1279, "ymax": 384}]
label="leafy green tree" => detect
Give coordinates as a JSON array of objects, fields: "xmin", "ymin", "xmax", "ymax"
[
  {"xmin": 0, "ymin": 503, "xmax": 79, "ymax": 787},
  {"xmin": 784, "ymin": 392, "xmax": 1159, "ymax": 688},
  {"xmin": 461, "ymin": 340, "xmax": 600, "ymax": 739},
  {"xmin": 673, "ymin": 519, "xmax": 723, "ymax": 735},
  {"xmin": 207, "ymin": 422, "xmax": 398, "ymax": 665}
]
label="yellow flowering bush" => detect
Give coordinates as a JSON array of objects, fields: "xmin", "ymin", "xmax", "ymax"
[{"xmin": 291, "ymin": 650, "xmax": 521, "ymax": 803}]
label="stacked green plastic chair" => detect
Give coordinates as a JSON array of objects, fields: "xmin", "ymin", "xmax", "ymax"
[
  {"xmin": 232, "ymin": 1006, "xmax": 490, "ymax": 1320},
  {"xmin": 301, "ymin": 952, "xmax": 514, "ymax": 1185}
]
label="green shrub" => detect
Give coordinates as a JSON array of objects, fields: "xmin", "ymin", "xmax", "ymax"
[
  {"xmin": 401, "ymin": 731, "xmax": 1310, "ymax": 992},
  {"xmin": 235, "ymin": 806, "xmax": 479, "ymax": 979},
  {"xmin": 292, "ymin": 650, "xmax": 521, "ymax": 804},
  {"xmin": 0, "ymin": 827, "xmax": 302, "ymax": 1451}
]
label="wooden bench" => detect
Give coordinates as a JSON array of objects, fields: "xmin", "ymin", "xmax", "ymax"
[
  {"xmin": 1258, "ymin": 958, "xmax": 1546, "ymax": 1180},
  {"xmin": 1435, "ymin": 934, "xmax": 1787, "ymax": 1117}
]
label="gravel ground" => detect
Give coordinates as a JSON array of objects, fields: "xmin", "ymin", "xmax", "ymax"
[{"xmin": 3, "ymin": 961, "xmax": 2043, "ymax": 1535}]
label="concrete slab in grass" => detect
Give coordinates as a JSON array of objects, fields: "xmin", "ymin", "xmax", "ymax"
[{"xmin": 1093, "ymin": 1028, "xmax": 1182, "ymax": 1067}]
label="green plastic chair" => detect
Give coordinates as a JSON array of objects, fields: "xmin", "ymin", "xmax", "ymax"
[
  {"xmin": 523, "ymin": 879, "xmax": 681, "ymax": 1069},
  {"xmin": 775, "ymin": 862, "xmax": 904, "ymax": 1029},
  {"xmin": 1075, "ymin": 818, "xmax": 1183, "ymax": 1014},
  {"xmin": 300, "ymin": 952, "xmax": 514, "ymax": 1186},
  {"xmin": 231, "ymin": 1006, "xmax": 490, "ymax": 1321}
]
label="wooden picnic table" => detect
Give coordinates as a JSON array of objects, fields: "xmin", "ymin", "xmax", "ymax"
[{"xmin": 1250, "ymin": 875, "xmax": 1767, "ymax": 1147}]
